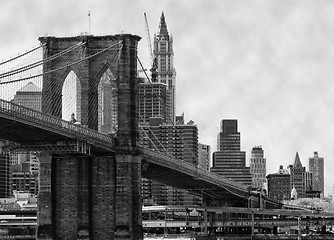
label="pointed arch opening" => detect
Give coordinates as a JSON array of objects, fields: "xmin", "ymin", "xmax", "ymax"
[
  {"xmin": 62, "ymin": 70, "xmax": 81, "ymax": 123},
  {"xmin": 98, "ymin": 68, "xmax": 117, "ymax": 134}
]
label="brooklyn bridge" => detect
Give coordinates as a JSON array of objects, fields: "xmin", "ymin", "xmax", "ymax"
[{"xmin": 0, "ymin": 34, "xmax": 279, "ymax": 239}]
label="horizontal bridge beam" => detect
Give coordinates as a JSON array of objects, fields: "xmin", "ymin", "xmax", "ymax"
[{"xmin": 3, "ymin": 140, "xmax": 91, "ymax": 155}]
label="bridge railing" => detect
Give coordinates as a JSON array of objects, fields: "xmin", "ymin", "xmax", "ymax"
[
  {"xmin": 140, "ymin": 147, "xmax": 248, "ymax": 193},
  {"xmin": 0, "ymin": 99, "xmax": 114, "ymax": 150}
]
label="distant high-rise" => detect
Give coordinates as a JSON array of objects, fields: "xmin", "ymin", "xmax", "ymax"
[
  {"xmin": 12, "ymin": 82, "xmax": 42, "ymax": 111},
  {"xmin": 142, "ymin": 117, "xmax": 198, "ymax": 166},
  {"xmin": 11, "ymin": 82, "xmax": 40, "ymax": 186},
  {"xmin": 198, "ymin": 143, "xmax": 210, "ymax": 171},
  {"xmin": 153, "ymin": 12, "xmax": 176, "ymax": 124},
  {"xmin": 138, "ymin": 82, "xmax": 168, "ymax": 126},
  {"xmin": 309, "ymin": 151, "xmax": 324, "ymax": 195},
  {"xmin": 141, "ymin": 116, "xmax": 199, "ymax": 206},
  {"xmin": 250, "ymin": 146, "xmax": 266, "ymax": 189},
  {"xmin": 211, "ymin": 119, "xmax": 252, "ymax": 187}
]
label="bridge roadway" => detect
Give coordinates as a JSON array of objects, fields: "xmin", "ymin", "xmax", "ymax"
[
  {"xmin": 143, "ymin": 206, "xmax": 334, "ymax": 229},
  {"xmin": 0, "ymin": 98, "xmax": 266, "ymax": 206}
]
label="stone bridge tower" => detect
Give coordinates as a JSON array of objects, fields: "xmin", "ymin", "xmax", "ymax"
[{"xmin": 37, "ymin": 34, "xmax": 142, "ymax": 239}]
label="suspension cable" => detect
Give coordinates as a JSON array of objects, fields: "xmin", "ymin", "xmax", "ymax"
[
  {"xmin": 0, "ymin": 41, "xmax": 123, "ymax": 85},
  {"xmin": 0, "ymin": 42, "xmax": 86, "ymax": 79},
  {"xmin": 138, "ymin": 114, "xmax": 172, "ymax": 156},
  {"xmin": 0, "ymin": 44, "xmax": 46, "ymax": 66}
]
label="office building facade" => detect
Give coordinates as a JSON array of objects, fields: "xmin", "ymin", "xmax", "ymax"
[
  {"xmin": 250, "ymin": 146, "xmax": 266, "ymax": 189},
  {"xmin": 141, "ymin": 117, "xmax": 199, "ymax": 205},
  {"xmin": 12, "ymin": 82, "xmax": 42, "ymax": 111},
  {"xmin": 11, "ymin": 163, "xmax": 38, "ymax": 195},
  {"xmin": 198, "ymin": 143, "xmax": 210, "ymax": 170},
  {"xmin": 309, "ymin": 151, "xmax": 324, "ymax": 195},
  {"xmin": 211, "ymin": 119, "xmax": 252, "ymax": 187},
  {"xmin": 138, "ymin": 82, "xmax": 168, "ymax": 126}
]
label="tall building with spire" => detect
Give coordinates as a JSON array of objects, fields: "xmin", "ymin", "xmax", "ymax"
[
  {"xmin": 153, "ymin": 12, "xmax": 176, "ymax": 124},
  {"xmin": 289, "ymin": 152, "xmax": 305, "ymax": 198},
  {"xmin": 289, "ymin": 152, "xmax": 307, "ymax": 199}
]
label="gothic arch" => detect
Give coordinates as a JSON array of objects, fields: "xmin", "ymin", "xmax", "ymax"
[
  {"xmin": 62, "ymin": 70, "xmax": 81, "ymax": 122},
  {"xmin": 97, "ymin": 68, "xmax": 117, "ymax": 134}
]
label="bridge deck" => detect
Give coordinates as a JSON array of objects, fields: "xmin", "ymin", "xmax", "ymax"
[
  {"xmin": 0, "ymin": 99, "xmax": 280, "ymax": 205},
  {"xmin": 0, "ymin": 99, "xmax": 115, "ymax": 154}
]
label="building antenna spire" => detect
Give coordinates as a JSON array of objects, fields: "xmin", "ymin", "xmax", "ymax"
[{"xmin": 88, "ymin": 11, "xmax": 91, "ymax": 34}]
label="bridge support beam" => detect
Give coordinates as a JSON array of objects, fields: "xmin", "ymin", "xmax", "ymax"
[
  {"xmin": 90, "ymin": 156, "xmax": 116, "ymax": 239},
  {"xmin": 37, "ymin": 153, "xmax": 53, "ymax": 238},
  {"xmin": 37, "ymin": 33, "xmax": 142, "ymax": 239},
  {"xmin": 115, "ymin": 154, "xmax": 142, "ymax": 239},
  {"xmin": 37, "ymin": 154, "xmax": 142, "ymax": 239}
]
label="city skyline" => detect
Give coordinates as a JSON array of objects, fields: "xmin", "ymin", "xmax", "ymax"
[{"xmin": 1, "ymin": 1, "xmax": 334, "ymax": 194}]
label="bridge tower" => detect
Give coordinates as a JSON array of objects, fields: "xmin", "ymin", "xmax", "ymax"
[{"xmin": 37, "ymin": 34, "xmax": 142, "ymax": 239}]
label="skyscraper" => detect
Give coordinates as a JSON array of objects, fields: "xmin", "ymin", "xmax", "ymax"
[
  {"xmin": 141, "ymin": 116, "xmax": 199, "ymax": 205},
  {"xmin": 153, "ymin": 12, "xmax": 176, "ymax": 124},
  {"xmin": 250, "ymin": 146, "xmax": 266, "ymax": 189},
  {"xmin": 309, "ymin": 151, "xmax": 324, "ymax": 195},
  {"xmin": 210, "ymin": 119, "xmax": 252, "ymax": 187}
]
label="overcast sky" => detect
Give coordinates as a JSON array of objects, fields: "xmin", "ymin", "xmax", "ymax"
[{"xmin": 1, "ymin": 0, "xmax": 334, "ymax": 195}]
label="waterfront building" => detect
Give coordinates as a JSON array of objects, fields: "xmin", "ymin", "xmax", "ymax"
[
  {"xmin": 153, "ymin": 12, "xmax": 176, "ymax": 124},
  {"xmin": 309, "ymin": 151, "xmax": 324, "ymax": 196},
  {"xmin": 250, "ymin": 146, "xmax": 266, "ymax": 189},
  {"xmin": 266, "ymin": 165, "xmax": 290, "ymax": 201},
  {"xmin": 210, "ymin": 119, "xmax": 252, "ymax": 187},
  {"xmin": 11, "ymin": 163, "xmax": 38, "ymax": 195}
]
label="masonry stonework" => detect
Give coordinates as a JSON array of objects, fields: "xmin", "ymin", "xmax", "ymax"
[{"xmin": 37, "ymin": 34, "xmax": 142, "ymax": 239}]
